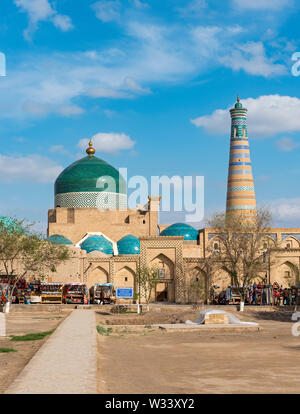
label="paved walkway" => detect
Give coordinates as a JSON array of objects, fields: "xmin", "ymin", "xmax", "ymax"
[{"xmin": 5, "ymin": 310, "xmax": 97, "ymax": 394}]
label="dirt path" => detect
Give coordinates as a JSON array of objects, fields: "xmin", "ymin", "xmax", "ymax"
[
  {"xmin": 97, "ymin": 308, "xmax": 300, "ymax": 394},
  {"xmin": 5, "ymin": 309, "xmax": 97, "ymax": 394},
  {"xmin": 0, "ymin": 309, "xmax": 71, "ymax": 394}
]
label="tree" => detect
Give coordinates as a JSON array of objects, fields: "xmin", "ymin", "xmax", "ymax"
[
  {"xmin": 136, "ymin": 265, "xmax": 159, "ymax": 306},
  {"xmin": 0, "ymin": 218, "xmax": 70, "ymax": 303},
  {"xmin": 207, "ymin": 209, "xmax": 276, "ymax": 303}
]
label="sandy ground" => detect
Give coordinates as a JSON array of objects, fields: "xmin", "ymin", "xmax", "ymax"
[
  {"xmin": 0, "ymin": 308, "xmax": 71, "ymax": 394},
  {"xmin": 96, "ymin": 306, "xmax": 300, "ymax": 394}
]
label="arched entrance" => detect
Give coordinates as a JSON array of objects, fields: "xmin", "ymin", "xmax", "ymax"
[
  {"xmin": 274, "ymin": 261, "xmax": 299, "ymax": 287},
  {"xmin": 87, "ymin": 266, "xmax": 109, "ymax": 288},
  {"xmin": 150, "ymin": 254, "xmax": 175, "ymax": 302},
  {"xmin": 115, "ymin": 266, "xmax": 135, "ymax": 291}
]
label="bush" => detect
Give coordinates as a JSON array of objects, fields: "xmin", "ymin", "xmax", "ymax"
[
  {"xmin": 110, "ymin": 304, "xmax": 128, "ymax": 314},
  {"xmin": 96, "ymin": 325, "xmax": 113, "ymax": 336}
]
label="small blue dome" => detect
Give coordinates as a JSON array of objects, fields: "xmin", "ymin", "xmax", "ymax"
[
  {"xmin": 48, "ymin": 234, "xmax": 72, "ymax": 245},
  {"xmin": 160, "ymin": 223, "xmax": 198, "ymax": 241},
  {"xmin": 0, "ymin": 216, "xmax": 23, "ymax": 233},
  {"xmin": 80, "ymin": 235, "xmax": 113, "ymax": 254},
  {"xmin": 117, "ymin": 235, "xmax": 140, "ymax": 255}
]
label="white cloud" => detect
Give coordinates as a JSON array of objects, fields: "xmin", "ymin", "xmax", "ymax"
[
  {"xmin": 0, "ymin": 154, "xmax": 63, "ymax": 183},
  {"xmin": 177, "ymin": 0, "xmax": 207, "ymax": 17},
  {"xmin": 0, "ymin": 18, "xmax": 288, "ymax": 121},
  {"xmin": 23, "ymin": 101, "xmax": 84, "ymax": 118},
  {"xmin": 123, "ymin": 77, "xmax": 151, "ymax": 94},
  {"xmin": 50, "ymin": 145, "xmax": 73, "ymax": 157},
  {"xmin": 268, "ymin": 198, "xmax": 300, "ymax": 222},
  {"xmin": 57, "ymin": 105, "xmax": 85, "ymax": 117},
  {"xmin": 78, "ymin": 133, "xmax": 136, "ymax": 154},
  {"xmin": 131, "ymin": 0, "xmax": 149, "ymax": 9},
  {"xmin": 14, "ymin": 0, "xmax": 73, "ymax": 40},
  {"xmin": 191, "ymin": 95, "xmax": 300, "ymax": 138},
  {"xmin": 86, "ymin": 87, "xmax": 129, "ymax": 99},
  {"xmin": 92, "ymin": 0, "xmax": 121, "ymax": 23},
  {"xmin": 52, "ymin": 14, "xmax": 74, "ymax": 32},
  {"xmin": 232, "ymin": 0, "xmax": 293, "ymax": 11},
  {"xmin": 275, "ymin": 137, "xmax": 300, "ymax": 152},
  {"xmin": 220, "ymin": 41, "xmax": 286, "ymax": 77}
]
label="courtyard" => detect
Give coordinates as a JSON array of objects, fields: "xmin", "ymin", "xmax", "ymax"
[
  {"xmin": 96, "ymin": 306, "xmax": 300, "ymax": 394},
  {"xmin": 1, "ymin": 305, "xmax": 299, "ymax": 394}
]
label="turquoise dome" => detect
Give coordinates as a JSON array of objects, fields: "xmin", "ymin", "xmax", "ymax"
[
  {"xmin": 117, "ymin": 235, "xmax": 140, "ymax": 255},
  {"xmin": 48, "ymin": 234, "xmax": 72, "ymax": 245},
  {"xmin": 0, "ymin": 216, "xmax": 23, "ymax": 233},
  {"xmin": 160, "ymin": 223, "xmax": 198, "ymax": 241},
  {"xmin": 80, "ymin": 235, "xmax": 113, "ymax": 254},
  {"xmin": 55, "ymin": 155, "xmax": 126, "ymax": 196}
]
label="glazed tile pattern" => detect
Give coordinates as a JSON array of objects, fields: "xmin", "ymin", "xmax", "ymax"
[
  {"xmin": 226, "ymin": 99, "xmax": 256, "ymax": 218},
  {"xmin": 55, "ymin": 191, "xmax": 127, "ymax": 209}
]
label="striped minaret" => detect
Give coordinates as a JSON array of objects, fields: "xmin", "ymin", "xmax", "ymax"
[{"xmin": 226, "ymin": 97, "xmax": 257, "ymax": 220}]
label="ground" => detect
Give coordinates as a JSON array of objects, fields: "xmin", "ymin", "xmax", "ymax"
[
  {"xmin": 96, "ymin": 305, "xmax": 300, "ymax": 394},
  {"xmin": 1, "ymin": 305, "xmax": 300, "ymax": 394},
  {"xmin": 0, "ymin": 307, "xmax": 71, "ymax": 394}
]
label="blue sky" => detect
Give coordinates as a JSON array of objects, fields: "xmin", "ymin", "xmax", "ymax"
[{"xmin": 1, "ymin": 0, "xmax": 300, "ymax": 232}]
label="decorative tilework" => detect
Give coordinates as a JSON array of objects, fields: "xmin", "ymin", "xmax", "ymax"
[
  {"xmin": 229, "ymin": 162, "xmax": 252, "ymax": 166},
  {"xmin": 227, "ymin": 205, "xmax": 256, "ymax": 210},
  {"xmin": 230, "ymin": 145, "xmax": 249, "ymax": 149},
  {"xmin": 230, "ymin": 169, "xmax": 253, "ymax": 175},
  {"xmin": 55, "ymin": 191, "xmax": 127, "ymax": 209},
  {"xmin": 228, "ymin": 186, "xmax": 255, "ymax": 191},
  {"xmin": 230, "ymin": 153, "xmax": 250, "ymax": 159},
  {"xmin": 232, "ymin": 119, "xmax": 247, "ymax": 126}
]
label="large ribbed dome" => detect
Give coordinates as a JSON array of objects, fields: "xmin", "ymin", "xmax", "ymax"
[
  {"xmin": 54, "ymin": 142, "xmax": 127, "ymax": 209},
  {"xmin": 160, "ymin": 223, "xmax": 198, "ymax": 240}
]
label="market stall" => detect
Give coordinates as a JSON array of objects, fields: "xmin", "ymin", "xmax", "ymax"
[
  {"xmin": 41, "ymin": 282, "xmax": 63, "ymax": 304},
  {"xmin": 90, "ymin": 283, "xmax": 116, "ymax": 304},
  {"xmin": 29, "ymin": 280, "xmax": 42, "ymax": 303},
  {"xmin": 63, "ymin": 283, "xmax": 89, "ymax": 304}
]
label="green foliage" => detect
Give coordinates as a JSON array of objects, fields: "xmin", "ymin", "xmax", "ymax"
[
  {"xmin": 96, "ymin": 325, "xmax": 113, "ymax": 336},
  {"xmin": 136, "ymin": 265, "xmax": 159, "ymax": 305},
  {"xmin": 0, "ymin": 348, "xmax": 17, "ymax": 353},
  {"xmin": 10, "ymin": 330, "xmax": 55, "ymax": 342},
  {"xmin": 0, "ymin": 218, "xmax": 70, "ymax": 300}
]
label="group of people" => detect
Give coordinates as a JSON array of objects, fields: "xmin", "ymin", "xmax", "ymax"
[{"xmin": 211, "ymin": 282, "xmax": 299, "ymax": 306}]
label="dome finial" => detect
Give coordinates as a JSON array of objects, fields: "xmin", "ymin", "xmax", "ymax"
[
  {"xmin": 86, "ymin": 139, "xmax": 96, "ymax": 156},
  {"xmin": 237, "ymin": 95, "xmax": 240, "ymax": 102}
]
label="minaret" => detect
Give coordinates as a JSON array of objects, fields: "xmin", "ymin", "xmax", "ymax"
[{"xmin": 226, "ymin": 97, "xmax": 257, "ymax": 220}]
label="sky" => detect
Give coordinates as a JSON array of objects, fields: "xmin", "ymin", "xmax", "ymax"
[{"xmin": 1, "ymin": 0, "xmax": 300, "ymax": 233}]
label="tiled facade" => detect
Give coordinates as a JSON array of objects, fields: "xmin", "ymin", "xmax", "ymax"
[{"xmin": 43, "ymin": 98, "xmax": 300, "ymax": 303}]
